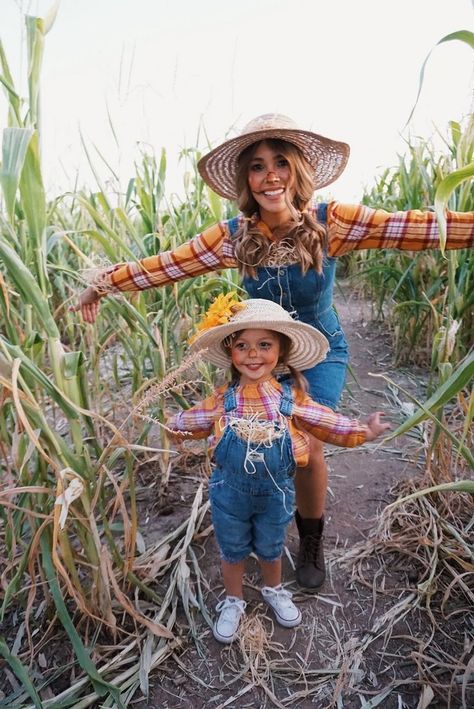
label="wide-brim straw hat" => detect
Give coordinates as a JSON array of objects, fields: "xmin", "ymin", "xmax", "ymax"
[
  {"xmin": 190, "ymin": 298, "xmax": 329, "ymax": 371},
  {"xmin": 198, "ymin": 113, "xmax": 350, "ymax": 200}
]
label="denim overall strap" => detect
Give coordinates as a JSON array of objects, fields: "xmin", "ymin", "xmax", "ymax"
[
  {"xmin": 279, "ymin": 381, "xmax": 294, "ymax": 417},
  {"xmin": 316, "ymin": 202, "xmax": 328, "ymax": 224},
  {"xmin": 227, "ymin": 215, "xmax": 240, "ymax": 237},
  {"xmin": 223, "ymin": 384, "xmax": 237, "ymax": 413}
]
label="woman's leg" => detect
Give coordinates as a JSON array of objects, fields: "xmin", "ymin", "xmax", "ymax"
[
  {"xmin": 221, "ymin": 559, "xmax": 246, "ymax": 598},
  {"xmin": 294, "ymin": 436, "xmax": 327, "ymax": 590}
]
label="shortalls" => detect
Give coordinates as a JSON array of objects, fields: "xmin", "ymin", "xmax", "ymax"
[
  {"xmin": 228, "ymin": 204, "xmax": 349, "ymax": 410},
  {"xmin": 209, "ymin": 382, "xmax": 296, "ymax": 564}
]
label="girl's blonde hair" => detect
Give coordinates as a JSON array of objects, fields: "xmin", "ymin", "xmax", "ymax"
[
  {"xmin": 225, "ymin": 330, "xmax": 308, "ymax": 393},
  {"xmin": 232, "ymin": 139, "xmax": 328, "ymax": 278}
]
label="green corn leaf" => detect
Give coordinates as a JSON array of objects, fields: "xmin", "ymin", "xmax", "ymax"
[
  {"xmin": 40, "ymin": 533, "xmax": 127, "ymax": 707},
  {"xmin": 0, "ymin": 636, "xmax": 44, "ymax": 708},
  {"xmin": 0, "ymin": 338, "xmax": 79, "ymax": 419},
  {"xmin": 378, "ymin": 354, "xmax": 474, "ymax": 467},
  {"xmin": 25, "ymin": 15, "xmax": 45, "ymax": 128},
  {"xmin": 0, "ymin": 127, "xmax": 34, "ymax": 220},
  {"xmin": 206, "ymin": 185, "xmax": 223, "ymax": 222},
  {"xmin": 387, "ymin": 352, "xmax": 473, "ymax": 433},
  {"xmin": 75, "ymin": 197, "xmax": 137, "ymax": 259},
  {"xmin": 0, "ymin": 39, "xmax": 22, "ymax": 125},
  {"xmin": 386, "ymin": 480, "xmax": 474, "ymax": 510},
  {"xmin": 0, "ymin": 240, "xmax": 58, "ymax": 336},
  {"xmin": 434, "ymin": 162, "xmax": 474, "ymax": 254},
  {"xmin": 19, "ymin": 130, "xmax": 47, "ymax": 260},
  {"xmin": 405, "ymin": 30, "xmax": 474, "ymax": 127}
]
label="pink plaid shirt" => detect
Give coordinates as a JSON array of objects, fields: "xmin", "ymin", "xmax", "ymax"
[{"xmin": 167, "ymin": 377, "xmax": 367, "ymax": 467}]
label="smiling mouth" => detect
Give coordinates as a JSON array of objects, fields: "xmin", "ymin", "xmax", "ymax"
[{"xmin": 262, "ymin": 188, "xmax": 285, "ymax": 197}]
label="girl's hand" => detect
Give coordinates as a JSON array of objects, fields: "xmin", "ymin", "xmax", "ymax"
[
  {"xmin": 70, "ymin": 286, "xmax": 103, "ymax": 323},
  {"xmin": 365, "ymin": 412, "xmax": 391, "ymax": 441}
]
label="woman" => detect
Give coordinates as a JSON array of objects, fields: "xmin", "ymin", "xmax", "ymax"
[{"xmin": 75, "ymin": 113, "xmax": 474, "ymax": 591}]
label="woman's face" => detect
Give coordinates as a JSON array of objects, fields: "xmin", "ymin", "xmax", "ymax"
[{"xmin": 247, "ymin": 142, "xmax": 293, "ymax": 227}]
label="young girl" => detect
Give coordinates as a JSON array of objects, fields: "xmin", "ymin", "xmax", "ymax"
[
  {"xmin": 166, "ymin": 296, "xmax": 390, "ymax": 643},
  {"xmin": 75, "ymin": 113, "xmax": 474, "ymax": 591}
]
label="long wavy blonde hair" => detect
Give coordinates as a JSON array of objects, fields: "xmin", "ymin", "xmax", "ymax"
[{"xmin": 232, "ymin": 139, "xmax": 328, "ymax": 278}]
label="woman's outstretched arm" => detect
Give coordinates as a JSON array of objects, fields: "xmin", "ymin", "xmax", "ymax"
[
  {"xmin": 72, "ymin": 221, "xmax": 238, "ymax": 322},
  {"xmin": 326, "ymin": 202, "xmax": 474, "ymax": 256}
]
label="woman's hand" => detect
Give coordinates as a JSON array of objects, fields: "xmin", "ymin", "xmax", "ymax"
[
  {"xmin": 70, "ymin": 286, "xmax": 104, "ymax": 323},
  {"xmin": 166, "ymin": 429, "xmax": 192, "ymax": 443},
  {"xmin": 364, "ymin": 412, "xmax": 391, "ymax": 441}
]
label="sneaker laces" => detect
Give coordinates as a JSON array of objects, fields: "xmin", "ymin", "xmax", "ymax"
[
  {"xmin": 215, "ymin": 596, "xmax": 246, "ymax": 618},
  {"xmin": 262, "ymin": 585, "xmax": 294, "ymax": 607}
]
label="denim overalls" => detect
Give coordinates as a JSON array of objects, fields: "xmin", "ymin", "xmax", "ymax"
[
  {"xmin": 228, "ymin": 204, "xmax": 349, "ymax": 409},
  {"xmin": 209, "ymin": 382, "xmax": 296, "ymax": 563}
]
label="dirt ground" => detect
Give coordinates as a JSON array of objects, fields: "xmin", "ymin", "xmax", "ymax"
[{"xmin": 130, "ymin": 287, "xmax": 472, "ymax": 709}]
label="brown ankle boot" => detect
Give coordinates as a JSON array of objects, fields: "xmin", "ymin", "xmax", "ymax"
[{"xmin": 295, "ymin": 512, "xmax": 325, "ymax": 590}]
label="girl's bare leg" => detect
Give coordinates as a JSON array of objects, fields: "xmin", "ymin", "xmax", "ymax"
[
  {"xmin": 259, "ymin": 558, "xmax": 282, "ymax": 587},
  {"xmin": 293, "ymin": 436, "xmax": 327, "ymax": 590},
  {"xmin": 221, "ymin": 559, "xmax": 246, "ymax": 598}
]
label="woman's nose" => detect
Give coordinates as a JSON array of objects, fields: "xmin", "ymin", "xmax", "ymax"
[{"xmin": 266, "ymin": 170, "xmax": 279, "ymax": 182}]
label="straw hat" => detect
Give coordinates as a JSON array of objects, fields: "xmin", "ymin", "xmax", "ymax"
[
  {"xmin": 190, "ymin": 297, "xmax": 329, "ymax": 371},
  {"xmin": 197, "ymin": 113, "xmax": 350, "ymax": 200}
]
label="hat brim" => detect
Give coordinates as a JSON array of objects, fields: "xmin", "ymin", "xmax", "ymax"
[
  {"xmin": 198, "ymin": 127, "xmax": 350, "ymax": 200},
  {"xmin": 190, "ymin": 318, "xmax": 329, "ymax": 372}
]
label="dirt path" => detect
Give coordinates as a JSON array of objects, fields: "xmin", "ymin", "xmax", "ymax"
[{"xmin": 135, "ymin": 285, "xmax": 448, "ymax": 708}]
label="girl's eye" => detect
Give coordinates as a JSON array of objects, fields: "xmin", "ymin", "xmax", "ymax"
[
  {"xmin": 260, "ymin": 342, "xmax": 272, "ymax": 350},
  {"xmin": 234, "ymin": 342, "xmax": 247, "ymax": 351},
  {"xmin": 277, "ymin": 158, "xmax": 288, "ymax": 168},
  {"xmin": 250, "ymin": 163, "xmax": 264, "ymax": 172}
]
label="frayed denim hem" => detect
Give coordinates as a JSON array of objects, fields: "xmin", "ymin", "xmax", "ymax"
[
  {"xmin": 219, "ymin": 552, "xmax": 250, "ymax": 565},
  {"xmin": 256, "ymin": 553, "xmax": 282, "ymax": 564}
]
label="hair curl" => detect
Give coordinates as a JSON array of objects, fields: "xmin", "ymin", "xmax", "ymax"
[{"xmin": 232, "ymin": 139, "xmax": 327, "ymax": 278}]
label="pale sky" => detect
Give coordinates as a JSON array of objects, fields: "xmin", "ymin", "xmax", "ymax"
[{"xmin": 1, "ymin": 0, "xmax": 473, "ymax": 202}]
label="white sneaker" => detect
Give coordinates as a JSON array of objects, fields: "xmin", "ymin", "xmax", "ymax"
[
  {"xmin": 261, "ymin": 585, "xmax": 301, "ymax": 628},
  {"xmin": 213, "ymin": 596, "xmax": 247, "ymax": 644}
]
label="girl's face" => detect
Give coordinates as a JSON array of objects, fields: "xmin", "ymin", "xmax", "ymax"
[
  {"xmin": 230, "ymin": 328, "xmax": 281, "ymax": 385},
  {"xmin": 247, "ymin": 142, "xmax": 293, "ymax": 227}
]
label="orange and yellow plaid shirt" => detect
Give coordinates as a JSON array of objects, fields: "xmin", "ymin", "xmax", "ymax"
[
  {"xmin": 99, "ymin": 202, "xmax": 474, "ymax": 293},
  {"xmin": 167, "ymin": 377, "xmax": 368, "ymax": 467}
]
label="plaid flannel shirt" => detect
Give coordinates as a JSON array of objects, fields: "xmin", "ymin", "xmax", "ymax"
[
  {"xmin": 101, "ymin": 202, "xmax": 474, "ymax": 292},
  {"xmin": 167, "ymin": 378, "xmax": 368, "ymax": 467}
]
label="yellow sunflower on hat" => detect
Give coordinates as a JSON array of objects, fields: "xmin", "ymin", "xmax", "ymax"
[{"xmin": 189, "ymin": 292, "xmax": 245, "ymax": 344}]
